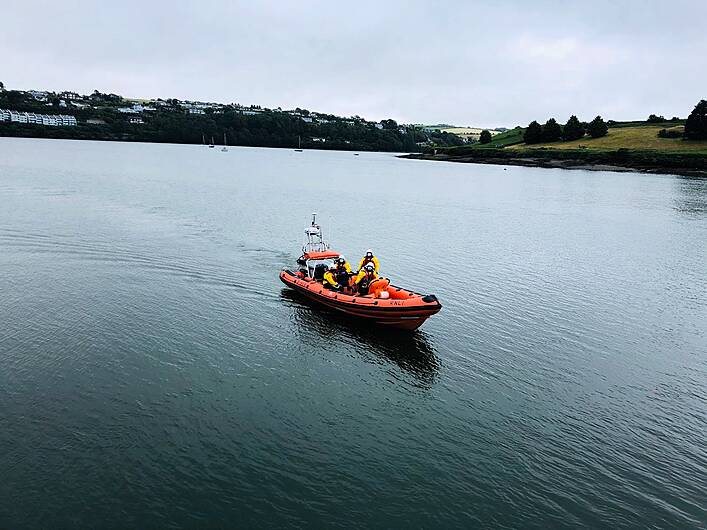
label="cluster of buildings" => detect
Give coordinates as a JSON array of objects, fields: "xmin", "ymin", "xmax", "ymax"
[
  {"xmin": 11, "ymin": 87, "xmax": 390, "ymax": 129},
  {"xmin": 181, "ymin": 101, "xmax": 215, "ymax": 114},
  {"xmin": 27, "ymin": 90, "xmax": 50, "ymax": 101},
  {"xmin": 176, "ymin": 102, "xmax": 348, "ymax": 125},
  {"xmin": 26, "ymin": 90, "xmax": 81, "ymax": 102},
  {"xmin": 117, "ymin": 103, "xmax": 157, "ymax": 114},
  {"xmin": 25, "ymin": 90, "xmax": 86, "ymax": 109},
  {"xmin": 0, "ymin": 109, "xmax": 77, "ymax": 126}
]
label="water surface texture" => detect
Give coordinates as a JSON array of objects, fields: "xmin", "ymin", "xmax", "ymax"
[{"xmin": 1, "ymin": 138, "xmax": 706, "ymax": 528}]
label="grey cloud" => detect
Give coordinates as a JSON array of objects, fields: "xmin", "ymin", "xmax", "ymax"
[{"xmin": 2, "ymin": 0, "xmax": 705, "ymax": 127}]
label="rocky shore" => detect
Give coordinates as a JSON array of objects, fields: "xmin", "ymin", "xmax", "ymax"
[{"xmin": 400, "ymin": 150, "xmax": 707, "ymax": 178}]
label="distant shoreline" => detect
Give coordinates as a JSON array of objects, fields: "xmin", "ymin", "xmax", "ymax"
[
  {"xmin": 399, "ymin": 150, "xmax": 707, "ymax": 178},
  {"xmin": 0, "ymin": 125, "xmax": 388, "ymax": 153},
  {"xmin": 0, "ymin": 135, "xmax": 407, "ymax": 156}
]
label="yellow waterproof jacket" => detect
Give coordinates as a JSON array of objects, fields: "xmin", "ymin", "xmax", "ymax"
[
  {"xmin": 323, "ymin": 270, "xmax": 340, "ymax": 288},
  {"xmin": 335, "ymin": 262, "xmax": 352, "ymax": 274},
  {"xmin": 357, "ymin": 255, "xmax": 380, "ymax": 272},
  {"xmin": 355, "ymin": 269, "xmax": 378, "ymax": 285}
]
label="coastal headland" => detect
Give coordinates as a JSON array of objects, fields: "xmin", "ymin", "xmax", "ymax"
[
  {"xmin": 402, "ymin": 115, "xmax": 707, "ymax": 177},
  {"xmin": 400, "ymin": 147, "xmax": 707, "ymax": 177}
]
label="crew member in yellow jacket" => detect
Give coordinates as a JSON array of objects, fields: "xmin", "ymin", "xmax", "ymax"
[
  {"xmin": 322, "ymin": 266, "xmax": 342, "ymax": 291},
  {"xmin": 354, "ymin": 262, "xmax": 378, "ymax": 295},
  {"xmin": 332, "ymin": 256, "xmax": 353, "ymax": 291},
  {"xmin": 357, "ymin": 249, "xmax": 380, "ymax": 273},
  {"xmin": 334, "ymin": 256, "xmax": 352, "ymax": 275}
]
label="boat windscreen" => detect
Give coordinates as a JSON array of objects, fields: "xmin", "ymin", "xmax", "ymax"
[{"xmin": 307, "ymin": 258, "xmax": 336, "ymax": 279}]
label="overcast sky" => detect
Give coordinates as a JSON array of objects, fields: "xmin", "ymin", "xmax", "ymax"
[{"xmin": 2, "ymin": 1, "xmax": 705, "ymax": 127}]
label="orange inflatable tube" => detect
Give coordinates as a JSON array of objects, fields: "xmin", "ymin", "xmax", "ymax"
[{"xmin": 368, "ymin": 278, "xmax": 390, "ymax": 298}]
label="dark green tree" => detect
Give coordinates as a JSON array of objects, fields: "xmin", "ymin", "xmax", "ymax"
[
  {"xmin": 381, "ymin": 119, "xmax": 398, "ymax": 130},
  {"xmin": 541, "ymin": 118, "xmax": 562, "ymax": 142},
  {"xmin": 523, "ymin": 120, "xmax": 543, "ymax": 144},
  {"xmin": 431, "ymin": 131, "xmax": 464, "ymax": 146},
  {"xmin": 684, "ymin": 99, "xmax": 707, "ymax": 140},
  {"xmin": 587, "ymin": 116, "xmax": 608, "ymax": 138},
  {"xmin": 479, "ymin": 129, "xmax": 492, "ymax": 144},
  {"xmin": 647, "ymin": 114, "xmax": 666, "ymax": 123},
  {"xmin": 562, "ymin": 115, "xmax": 585, "ymax": 141},
  {"xmin": 0, "ymin": 81, "xmax": 4, "ymax": 91},
  {"xmin": 3, "ymin": 90, "xmax": 25, "ymax": 106},
  {"xmin": 658, "ymin": 128, "xmax": 683, "ymax": 138}
]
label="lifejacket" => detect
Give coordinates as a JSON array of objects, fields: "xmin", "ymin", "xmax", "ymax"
[
  {"xmin": 357, "ymin": 255, "xmax": 380, "ymax": 272},
  {"xmin": 339, "ymin": 261, "xmax": 352, "ymax": 273},
  {"xmin": 355, "ymin": 269, "xmax": 378, "ymax": 291},
  {"xmin": 331, "ymin": 262, "xmax": 350, "ymax": 285},
  {"xmin": 323, "ymin": 270, "xmax": 340, "ymax": 289}
]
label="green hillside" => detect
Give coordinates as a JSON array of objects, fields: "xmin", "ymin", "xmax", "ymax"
[
  {"xmin": 469, "ymin": 120, "xmax": 707, "ymax": 154},
  {"xmin": 513, "ymin": 123, "xmax": 707, "ymax": 154},
  {"xmin": 471, "ymin": 127, "xmax": 524, "ymax": 148}
]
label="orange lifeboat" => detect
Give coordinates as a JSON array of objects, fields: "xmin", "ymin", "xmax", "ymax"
[{"xmin": 280, "ymin": 214, "xmax": 441, "ymax": 331}]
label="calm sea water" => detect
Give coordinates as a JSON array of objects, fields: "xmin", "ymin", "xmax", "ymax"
[{"xmin": 1, "ymin": 138, "xmax": 705, "ymax": 528}]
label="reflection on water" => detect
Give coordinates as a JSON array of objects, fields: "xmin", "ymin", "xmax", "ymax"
[
  {"xmin": 281, "ymin": 289, "xmax": 440, "ymax": 386},
  {"xmin": 673, "ymin": 175, "xmax": 707, "ymax": 215}
]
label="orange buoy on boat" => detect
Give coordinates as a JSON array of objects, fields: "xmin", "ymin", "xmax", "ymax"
[{"xmin": 280, "ymin": 214, "xmax": 441, "ymax": 331}]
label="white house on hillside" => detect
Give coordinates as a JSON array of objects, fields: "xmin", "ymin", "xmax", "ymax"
[{"xmin": 28, "ymin": 90, "xmax": 49, "ymax": 101}]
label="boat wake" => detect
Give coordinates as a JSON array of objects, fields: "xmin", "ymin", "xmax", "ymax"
[{"xmin": 0, "ymin": 228, "xmax": 275, "ymax": 299}]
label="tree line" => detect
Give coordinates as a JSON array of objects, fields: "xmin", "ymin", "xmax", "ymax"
[
  {"xmin": 521, "ymin": 99, "xmax": 707, "ymax": 145},
  {"xmin": 522, "ymin": 115, "xmax": 608, "ymax": 144}
]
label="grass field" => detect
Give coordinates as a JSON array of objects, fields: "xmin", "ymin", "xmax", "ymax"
[
  {"xmin": 512, "ymin": 125, "xmax": 707, "ymax": 154},
  {"xmin": 471, "ymin": 127, "xmax": 524, "ymax": 148}
]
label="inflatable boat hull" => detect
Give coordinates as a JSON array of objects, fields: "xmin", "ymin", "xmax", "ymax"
[{"xmin": 280, "ymin": 269, "xmax": 441, "ymax": 331}]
